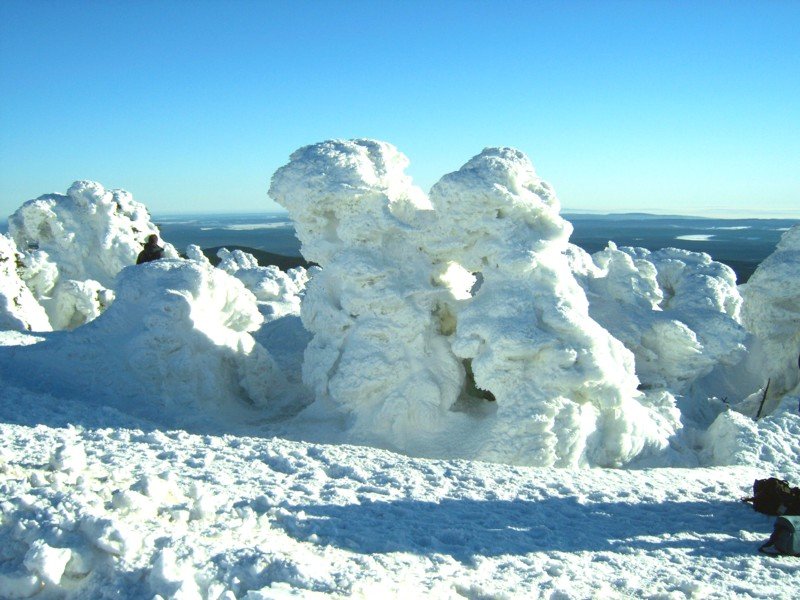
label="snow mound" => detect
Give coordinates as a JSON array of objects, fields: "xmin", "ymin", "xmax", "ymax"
[
  {"xmin": 7, "ymin": 181, "xmax": 178, "ymax": 329},
  {"xmin": 271, "ymin": 140, "xmax": 680, "ymax": 467},
  {"xmin": 703, "ymin": 393, "xmax": 800, "ymax": 479},
  {"xmin": 0, "ymin": 233, "xmax": 51, "ymax": 332},
  {"xmin": 0, "ymin": 259, "xmax": 293, "ymax": 427}
]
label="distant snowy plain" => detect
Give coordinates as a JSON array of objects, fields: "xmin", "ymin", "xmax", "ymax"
[{"xmin": 1, "ymin": 142, "xmax": 799, "ymax": 599}]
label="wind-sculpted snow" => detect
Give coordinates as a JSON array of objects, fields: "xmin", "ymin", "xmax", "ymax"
[
  {"xmin": 0, "ymin": 234, "xmax": 51, "ymax": 332},
  {"xmin": 741, "ymin": 224, "xmax": 800, "ymax": 412},
  {"xmin": 0, "ymin": 259, "xmax": 292, "ymax": 427},
  {"xmin": 270, "ymin": 140, "xmax": 465, "ymax": 455},
  {"xmin": 7, "ymin": 181, "xmax": 178, "ymax": 330},
  {"xmin": 271, "ymin": 140, "xmax": 680, "ymax": 467},
  {"xmin": 570, "ymin": 243, "xmax": 747, "ymax": 396}
]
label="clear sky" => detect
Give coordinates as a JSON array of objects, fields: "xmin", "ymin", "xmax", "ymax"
[{"xmin": 1, "ymin": 0, "xmax": 798, "ymax": 218}]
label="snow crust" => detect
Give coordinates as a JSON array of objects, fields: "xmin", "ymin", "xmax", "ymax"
[{"xmin": 0, "ymin": 418, "xmax": 797, "ymax": 599}]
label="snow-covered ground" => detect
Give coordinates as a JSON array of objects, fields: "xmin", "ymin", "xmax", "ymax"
[{"xmin": 1, "ymin": 142, "xmax": 799, "ymax": 598}]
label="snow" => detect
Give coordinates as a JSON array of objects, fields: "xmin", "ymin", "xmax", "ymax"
[
  {"xmin": 1, "ymin": 142, "xmax": 799, "ymax": 598},
  {"xmin": 6, "ymin": 181, "xmax": 178, "ymax": 331}
]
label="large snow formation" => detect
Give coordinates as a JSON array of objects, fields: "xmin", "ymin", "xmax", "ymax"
[
  {"xmin": 270, "ymin": 140, "xmax": 465, "ymax": 457},
  {"xmin": 741, "ymin": 225, "xmax": 800, "ymax": 412},
  {"xmin": 270, "ymin": 140, "xmax": 681, "ymax": 467},
  {"xmin": 0, "ymin": 259, "xmax": 291, "ymax": 427},
  {"xmin": 7, "ymin": 181, "xmax": 178, "ymax": 330}
]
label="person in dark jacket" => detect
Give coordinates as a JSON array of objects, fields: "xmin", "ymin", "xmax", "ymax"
[{"xmin": 136, "ymin": 234, "xmax": 165, "ymax": 264}]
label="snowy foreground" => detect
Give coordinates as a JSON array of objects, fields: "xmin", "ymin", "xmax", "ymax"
[{"xmin": 1, "ymin": 140, "xmax": 800, "ymax": 598}]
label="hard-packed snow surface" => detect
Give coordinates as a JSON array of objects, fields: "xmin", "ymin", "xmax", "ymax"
[
  {"xmin": 1, "ymin": 418, "xmax": 798, "ymax": 600},
  {"xmin": 1, "ymin": 141, "xmax": 799, "ymax": 598}
]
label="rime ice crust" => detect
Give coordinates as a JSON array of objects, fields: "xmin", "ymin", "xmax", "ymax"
[
  {"xmin": 270, "ymin": 140, "xmax": 680, "ymax": 467},
  {"xmin": 270, "ymin": 140, "xmax": 463, "ymax": 449},
  {"xmin": 7, "ymin": 181, "xmax": 177, "ymax": 329},
  {"xmin": 742, "ymin": 224, "xmax": 800, "ymax": 407}
]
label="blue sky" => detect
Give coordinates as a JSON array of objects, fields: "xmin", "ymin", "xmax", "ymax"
[{"xmin": 1, "ymin": 0, "xmax": 798, "ymax": 217}]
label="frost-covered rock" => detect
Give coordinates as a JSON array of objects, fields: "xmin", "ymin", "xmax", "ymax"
[
  {"xmin": 7, "ymin": 181, "xmax": 178, "ymax": 329},
  {"xmin": 741, "ymin": 224, "xmax": 800, "ymax": 413},
  {"xmin": 570, "ymin": 243, "xmax": 747, "ymax": 396},
  {"xmin": 0, "ymin": 234, "xmax": 51, "ymax": 332},
  {"xmin": 271, "ymin": 140, "xmax": 680, "ymax": 467},
  {"xmin": 0, "ymin": 260, "xmax": 293, "ymax": 426}
]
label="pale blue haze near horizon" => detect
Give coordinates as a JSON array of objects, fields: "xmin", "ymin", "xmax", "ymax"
[{"xmin": 1, "ymin": 0, "xmax": 798, "ymax": 218}]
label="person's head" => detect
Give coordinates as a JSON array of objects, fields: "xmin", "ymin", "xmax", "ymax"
[{"xmin": 147, "ymin": 234, "xmax": 159, "ymax": 245}]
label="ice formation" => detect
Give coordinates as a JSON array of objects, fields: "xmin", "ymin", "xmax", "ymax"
[
  {"xmin": 0, "ymin": 259, "xmax": 290, "ymax": 426},
  {"xmin": 741, "ymin": 224, "xmax": 800, "ymax": 412},
  {"xmin": 7, "ymin": 181, "xmax": 178, "ymax": 329},
  {"xmin": 569, "ymin": 242, "xmax": 747, "ymax": 396},
  {"xmin": 270, "ymin": 140, "xmax": 680, "ymax": 466},
  {"xmin": 426, "ymin": 148, "xmax": 679, "ymax": 466}
]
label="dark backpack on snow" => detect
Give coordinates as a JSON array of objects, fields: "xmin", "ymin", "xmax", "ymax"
[{"xmin": 743, "ymin": 478, "xmax": 800, "ymax": 516}]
